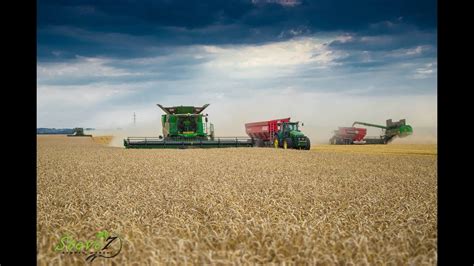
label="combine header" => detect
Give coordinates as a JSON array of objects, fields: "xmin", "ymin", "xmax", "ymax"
[
  {"xmin": 245, "ymin": 118, "xmax": 311, "ymax": 150},
  {"xmin": 123, "ymin": 104, "xmax": 253, "ymax": 149},
  {"xmin": 329, "ymin": 119, "xmax": 413, "ymax": 144}
]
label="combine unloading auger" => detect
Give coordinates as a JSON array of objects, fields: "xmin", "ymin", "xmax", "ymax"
[{"xmin": 330, "ymin": 119, "xmax": 413, "ymax": 144}]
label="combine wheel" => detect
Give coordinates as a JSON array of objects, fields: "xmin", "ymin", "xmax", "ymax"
[{"xmin": 273, "ymin": 138, "xmax": 279, "ymax": 149}]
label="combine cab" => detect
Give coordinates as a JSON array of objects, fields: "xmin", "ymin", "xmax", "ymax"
[
  {"xmin": 330, "ymin": 119, "xmax": 413, "ymax": 144},
  {"xmin": 245, "ymin": 118, "xmax": 311, "ymax": 150},
  {"xmin": 124, "ymin": 104, "xmax": 253, "ymax": 149}
]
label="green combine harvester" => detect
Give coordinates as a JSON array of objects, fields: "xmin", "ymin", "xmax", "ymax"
[
  {"xmin": 123, "ymin": 104, "xmax": 253, "ymax": 149},
  {"xmin": 330, "ymin": 119, "xmax": 413, "ymax": 144},
  {"xmin": 67, "ymin": 128, "xmax": 92, "ymax": 137},
  {"xmin": 354, "ymin": 119, "xmax": 413, "ymax": 144}
]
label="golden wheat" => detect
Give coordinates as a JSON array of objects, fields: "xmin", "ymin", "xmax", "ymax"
[
  {"xmin": 37, "ymin": 135, "xmax": 437, "ymax": 265},
  {"xmin": 316, "ymin": 144, "xmax": 437, "ymax": 156},
  {"xmin": 92, "ymin": 135, "xmax": 114, "ymax": 145}
]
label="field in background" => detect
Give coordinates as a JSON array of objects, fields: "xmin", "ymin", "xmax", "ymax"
[{"xmin": 37, "ymin": 135, "xmax": 437, "ymax": 265}]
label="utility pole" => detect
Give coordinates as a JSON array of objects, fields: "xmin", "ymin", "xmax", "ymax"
[{"xmin": 133, "ymin": 112, "xmax": 136, "ymax": 126}]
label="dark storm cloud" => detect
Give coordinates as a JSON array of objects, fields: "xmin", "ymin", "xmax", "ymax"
[
  {"xmin": 328, "ymin": 29, "xmax": 436, "ymax": 52},
  {"xmin": 38, "ymin": 0, "xmax": 437, "ymax": 59},
  {"xmin": 38, "ymin": 0, "xmax": 254, "ymax": 30},
  {"xmin": 38, "ymin": 0, "xmax": 436, "ymax": 31}
]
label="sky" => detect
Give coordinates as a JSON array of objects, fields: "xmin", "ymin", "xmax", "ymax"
[{"xmin": 37, "ymin": 0, "xmax": 437, "ymax": 143}]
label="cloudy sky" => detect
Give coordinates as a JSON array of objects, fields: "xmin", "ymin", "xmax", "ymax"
[{"xmin": 37, "ymin": 0, "xmax": 437, "ymax": 142}]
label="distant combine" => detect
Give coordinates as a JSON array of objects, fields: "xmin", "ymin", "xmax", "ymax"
[{"xmin": 67, "ymin": 128, "xmax": 92, "ymax": 137}]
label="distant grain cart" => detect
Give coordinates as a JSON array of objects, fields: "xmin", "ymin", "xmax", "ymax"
[
  {"xmin": 330, "ymin": 127, "xmax": 367, "ymax": 144},
  {"xmin": 245, "ymin": 118, "xmax": 311, "ymax": 150}
]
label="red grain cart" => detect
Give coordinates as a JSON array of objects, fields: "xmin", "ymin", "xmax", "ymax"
[
  {"xmin": 245, "ymin": 118, "xmax": 291, "ymax": 147},
  {"xmin": 330, "ymin": 127, "xmax": 367, "ymax": 144}
]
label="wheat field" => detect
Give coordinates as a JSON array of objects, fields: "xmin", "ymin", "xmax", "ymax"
[{"xmin": 37, "ymin": 135, "xmax": 437, "ymax": 265}]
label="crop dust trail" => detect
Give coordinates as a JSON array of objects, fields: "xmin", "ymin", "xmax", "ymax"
[{"xmin": 88, "ymin": 125, "xmax": 161, "ymax": 148}]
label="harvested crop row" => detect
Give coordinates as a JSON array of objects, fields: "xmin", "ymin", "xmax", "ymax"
[
  {"xmin": 316, "ymin": 144, "xmax": 437, "ymax": 156},
  {"xmin": 91, "ymin": 135, "xmax": 114, "ymax": 145},
  {"xmin": 37, "ymin": 135, "xmax": 437, "ymax": 265}
]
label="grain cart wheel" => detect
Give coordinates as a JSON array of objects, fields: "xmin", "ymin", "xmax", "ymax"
[
  {"xmin": 273, "ymin": 138, "xmax": 279, "ymax": 148},
  {"xmin": 254, "ymin": 139, "xmax": 264, "ymax": 147}
]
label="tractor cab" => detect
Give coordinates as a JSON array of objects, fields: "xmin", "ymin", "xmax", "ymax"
[
  {"xmin": 283, "ymin": 122, "xmax": 299, "ymax": 131},
  {"xmin": 279, "ymin": 122, "xmax": 300, "ymax": 137}
]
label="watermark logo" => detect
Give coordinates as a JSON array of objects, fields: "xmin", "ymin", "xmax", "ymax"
[{"xmin": 53, "ymin": 230, "xmax": 122, "ymax": 262}]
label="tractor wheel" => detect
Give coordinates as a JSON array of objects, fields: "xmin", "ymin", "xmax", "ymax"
[
  {"xmin": 284, "ymin": 138, "xmax": 293, "ymax": 149},
  {"xmin": 304, "ymin": 137, "xmax": 311, "ymax": 150},
  {"xmin": 273, "ymin": 138, "xmax": 279, "ymax": 148}
]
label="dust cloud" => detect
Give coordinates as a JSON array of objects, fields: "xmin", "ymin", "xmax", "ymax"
[{"xmin": 87, "ymin": 124, "xmax": 161, "ymax": 148}]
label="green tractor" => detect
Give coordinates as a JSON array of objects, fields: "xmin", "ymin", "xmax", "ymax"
[{"xmin": 273, "ymin": 121, "xmax": 311, "ymax": 150}]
